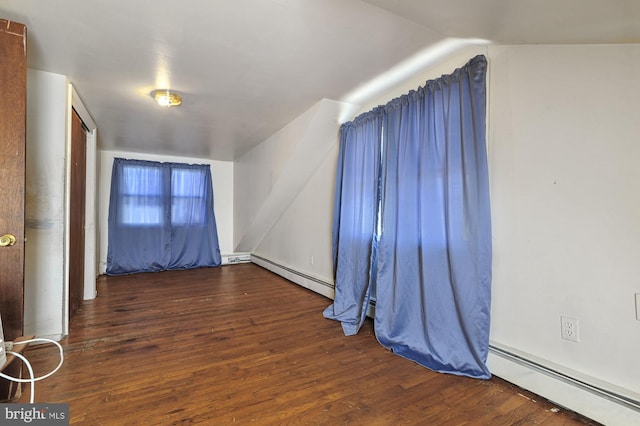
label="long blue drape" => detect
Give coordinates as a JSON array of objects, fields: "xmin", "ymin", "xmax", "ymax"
[
  {"xmin": 107, "ymin": 158, "xmax": 222, "ymax": 275},
  {"xmin": 323, "ymin": 109, "xmax": 383, "ymax": 335},
  {"xmin": 375, "ymin": 56, "xmax": 491, "ymax": 378},
  {"xmin": 326, "ymin": 56, "xmax": 491, "ymax": 379}
]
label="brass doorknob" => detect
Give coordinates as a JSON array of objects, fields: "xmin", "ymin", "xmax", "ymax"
[{"xmin": 0, "ymin": 234, "xmax": 17, "ymax": 247}]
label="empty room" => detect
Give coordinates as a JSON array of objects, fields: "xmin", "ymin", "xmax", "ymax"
[{"xmin": 1, "ymin": 1, "xmax": 639, "ymax": 424}]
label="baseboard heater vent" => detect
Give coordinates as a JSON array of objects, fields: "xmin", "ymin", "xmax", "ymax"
[
  {"xmin": 222, "ymin": 253, "xmax": 251, "ymax": 265},
  {"xmin": 489, "ymin": 344, "xmax": 640, "ymax": 413},
  {"xmin": 251, "ymin": 254, "xmax": 334, "ymax": 290}
]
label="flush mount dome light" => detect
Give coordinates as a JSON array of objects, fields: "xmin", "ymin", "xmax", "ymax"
[{"xmin": 151, "ymin": 89, "xmax": 182, "ymax": 107}]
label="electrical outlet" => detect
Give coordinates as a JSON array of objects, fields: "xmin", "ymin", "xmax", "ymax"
[
  {"xmin": 561, "ymin": 316, "xmax": 579, "ymax": 342},
  {"xmin": 635, "ymin": 293, "xmax": 640, "ymax": 321}
]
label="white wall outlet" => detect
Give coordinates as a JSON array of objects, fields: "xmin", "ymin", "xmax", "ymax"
[{"xmin": 561, "ymin": 316, "xmax": 580, "ymax": 342}]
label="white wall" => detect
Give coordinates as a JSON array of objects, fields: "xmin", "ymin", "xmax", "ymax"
[
  {"xmin": 487, "ymin": 44, "xmax": 640, "ymax": 421},
  {"xmin": 234, "ymin": 98, "xmax": 348, "ymax": 295},
  {"xmin": 24, "ymin": 69, "xmax": 68, "ymax": 338},
  {"xmin": 97, "ymin": 150, "xmax": 234, "ymax": 274}
]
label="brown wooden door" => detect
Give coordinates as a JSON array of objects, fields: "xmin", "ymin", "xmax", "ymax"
[
  {"xmin": 69, "ymin": 109, "xmax": 87, "ymax": 320},
  {"xmin": 0, "ymin": 19, "xmax": 27, "ymax": 342}
]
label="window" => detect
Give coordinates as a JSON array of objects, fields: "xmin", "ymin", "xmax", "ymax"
[
  {"xmin": 117, "ymin": 163, "xmax": 209, "ymax": 226},
  {"xmin": 119, "ymin": 163, "xmax": 164, "ymax": 225},
  {"xmin": 107, "ymin": 158, "xmax": 221, "ymax": 274},
  {"xmin": 171, "ymin": 167, "xmax": 207, "ymax": 225}
]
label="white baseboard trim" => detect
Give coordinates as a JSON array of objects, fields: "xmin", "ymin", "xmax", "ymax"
[
  {"xmin": 488, "ymin": 343, "xmax": 640, "ymax": 425},
  {"xmin": 251, "ymin": 254, "xmax": 334, "ymax": 300},
  {"xmin": 26, "ymin": 334, "xmax": 65, "ymax": 343}
]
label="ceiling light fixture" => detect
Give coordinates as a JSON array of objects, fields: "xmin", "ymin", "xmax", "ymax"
[{"xmin": 151, "ymin": 89, "xmax": 182, "ymax": 107}]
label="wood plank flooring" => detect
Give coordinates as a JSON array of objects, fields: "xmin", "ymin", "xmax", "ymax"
[{"xmin": 18, "ymin": 264, "xmax": 599, "ymax": 425}]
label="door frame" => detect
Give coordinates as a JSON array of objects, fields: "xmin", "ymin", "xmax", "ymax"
[{"xmin": 62, "ymin": 85, "xmax": 97, "ymax": 334}]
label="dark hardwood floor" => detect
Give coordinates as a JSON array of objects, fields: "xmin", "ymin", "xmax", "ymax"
[{"xmin": 19, "ymin": 264, "xmax": 598, "ymax": 425}]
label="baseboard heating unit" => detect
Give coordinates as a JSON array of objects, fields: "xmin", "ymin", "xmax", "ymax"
[
  {"xmin": 488, "ymin": 343, "xmax": 640, "ymax": 425},
  {"xmin": 250, "ymin": 254, "xmax": 334, "ymax": 299},
  {"xmin": 221, "ymin": 253, "xmax": 251, "ymax": 265}
]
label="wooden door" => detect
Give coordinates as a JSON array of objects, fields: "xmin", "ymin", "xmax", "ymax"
[
  {"xmin": 0, "ymin": 19, "xmax": 27, "ymax": 342},
  {"xmin": 69, "ymin": 109, "xmax": 86, "ymax": 320}
]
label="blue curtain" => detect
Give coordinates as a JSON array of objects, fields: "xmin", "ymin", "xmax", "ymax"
[
  {"xmin": 326, "ymin": 56, "xmax": 491, "ymax": 379},
  {"xmin": 107, "ymin": 158, "xmax": 222, "ymax": 275},
  {"xmin": 375, "ymin": 56, "xmax": 491, "ymax": 379},
  {"xmin": 323, "ymin": 109, "xmax": 383, "ymax": 335}
]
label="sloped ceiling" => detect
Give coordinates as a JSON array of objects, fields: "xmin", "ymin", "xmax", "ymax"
[{"xmin": 1, "ymin": 0, "xmax": 639, "ymax": 161}]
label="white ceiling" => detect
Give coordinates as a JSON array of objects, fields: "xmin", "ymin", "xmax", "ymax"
[{"xmin": 1, "ymin": 0, "xmax": 639, "ymax": 161}]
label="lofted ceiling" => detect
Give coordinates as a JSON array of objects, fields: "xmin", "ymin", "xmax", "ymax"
[{"xmin": 1, "ymin": 0, "xmax": 639, "ymax": 161}]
